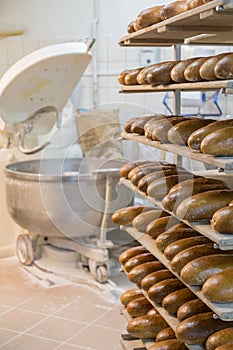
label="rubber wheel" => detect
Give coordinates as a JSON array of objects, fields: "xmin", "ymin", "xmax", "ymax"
[
  {"xmin": 95, "ymin": 265, "xmax": 108, "ymax": 283},
  {"xmin": 16, "ymin": 234, "xmax": 34, "ymax": 266}
]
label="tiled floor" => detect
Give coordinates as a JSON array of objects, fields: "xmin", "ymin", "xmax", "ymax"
[{"xmin": 0, "ymin": 256, "xmax": 130, "ymax": 349}]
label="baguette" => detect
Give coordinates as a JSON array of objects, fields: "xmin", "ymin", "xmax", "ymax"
[
  {"xmin": 144, "ymin": 115, "xmax": 167, "ymax": 135},
  {"xmin": 177, "ymin": 298, "xmax": 210, "ymax": 322},
  {"xmin": 119, "ymin": 246, "xmax": 148, "ymax": 265},
  {"xmin": 176, "ymin": 312, "xmax": 233, "ymax": 345},
  {"xmin": 148, "ymin": 339, "xmax": 187, "ymax": 350},
  {"xmin": 124, "ymin": 253, "xmax": 156, "ymax": 273},
  {"xmin": 127, "ymin": 296, "xmax": 153, "ymax": 317},
  {"xmin": 156, "ymin": 327, "xmax": 176, "ymax": 342},
  {"xmin": 145, "ymin": 116, "xmax": 174, "ymax": 139},
  {"xmin": 167, "ymin": 118, "xmax": 214, "ymax": 145},
  {"xmin": 132, "ymin": 209, "xmax": 168, "ymax": 232},
  {"xmin": 127, "ymin": 21, "xmax": 136, "ymax": 34},
  {"xmin": 125, "ymin": 68, "xmax": 143, "ymax": 85},
  {"xmin": 133, "ymin": 22, "xmax": 143, "ymax": 31},
  {"xmin": 131, "ymin": 115, "xmax": 156, "ymax": 134},
  {"xmin": 184, "ymin": 56, "xmax": 210, "ymax": 82},
  {"xmin": 214, "ymin": 53, "xmax": 233, "ymax": 79},
  {"xmin": 205, "ymin": 328, "xmax": 233, "ymax": 350},
  {"xmin": 199, "ymin": 53, "xmax": 230, "ymax": 81},
  {"xmin": 162, "ymin": 288, "xmax": 196, "ymax": 315},
  {"xmin": 201, "ymin": 126, "xmax": 233, "ymax": 156},
  {"xmin": 164, "ymin": 235, "xmax": 211, "ymax": 261},
  {"xmin": 180, "ymin": 254, "xmax": 233, "ymax": 285},
  {"xmin": 188, "ymin": 119, "xmax": 233, "ymax": 150},
  {"xmin": 112, "ymin": 206, "xmax": 154, "ymax": 226},
  {"xmin": 124, "ymin": 116, "xmax": 138, "ymax": 133},
  {"xmin": 136, "ymin": 5, "xmax": 164, "ymax": 28},
  {"xmin": 147, "ymin": 308, "xmax": 158, "ymax": 316},
  {"xmin": 127, "ymin": 313, "xmax": 168, "ymax": 339},
  {"xmin": 187, "ymin": 0, "xmax": 212, "ymax": 9},
  {"xmin": 151, "ymin": 116, "xmax": 189, "ymax": 142},
  {"xmin": 118, "ymin": 69, "xmax": 130, "ymax": 85},
  {"xmin": 131, "ymin": 165, "xmax": 178, "ymax": 186},
  {"xmin": 128, "ymin": 261, "xmax": 165, "ymax": 285},
  {"xmin": 137, "ymin": 64, "xmax": 156, "ymax": 85},
  {"xmin": 155, "ymin": 227, "xmax": 199, "ymax": 252},
  {"xmin": 211, "ymin": 206, "xmax": 233, "ymax": 234},
  {"xmin": 171, "ymin": 243, "xmax": 225, "ymax": 275},
  {"xmin": 202, "ymin": 268, "xmax": 233, "ymax": 303},
  {"xmin": 162, "ymin": 177, "xmax": 228, "ymax": 212},
  {"xmin": 119, "ymin": 160, "xmax": 153, "ymax": 178},
  {"xmin": 176, "ymin": 190, "xmax": 233, "ymax": 221},
  {"xmin": 147, "ymin": 61, "xmax": 178, "ymax": 85},
  {"xmin": 141, "ymin": 270, "xmax": 174, "ymax": 291},
  {"xmin": 128, "ymin": 162, "xmax": 173, "ymax": 182},
  {"xmin": 120, "ymin": 287, "xmax": 143, "ymax": 306},
  {"xmin": 170, "ymin": 58, "xmax": 199, "ymax": 83},
  {"xmin": 146, "ymin": 216, "xmax": 180, "ymax": 239},
  {"xmin": 148, "ymin": 278, "xmax": 184, "ymax": 304},
  {"xmin": 160, "ymin": 0, "xmax": 188, "ymax": 20}
]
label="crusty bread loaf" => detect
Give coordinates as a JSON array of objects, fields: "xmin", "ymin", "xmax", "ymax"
[
  {"xmin": 164, "ymin": 236, "xmax": 210, "ymax": 261},
  {"xmin": 160, "ymin": 0, "xmax": 188, "ymax": 20},
  {"xmin": 151, "ymin": 116, "xmax": 189, "ymax": 142},
  {"xmin": 214, "ymin": 53, "xmax": 233, "ymax": 79},
  {"xmin": 184, "ymin": 56, "xmax": 210, "ymax": 81},
  {"xmin": 125, "ymin": 68, "xmax": 143, "ymax": 85},
  {"xmin": 205, "ymin": 328, "xmax": 233, "ymax": 350},
  {"xmin": 133, "ymin": 21, "xmax": 143, "ymax": 31},
  {"xmin": 148, "ymin": 339, "xmax": 188, "ymax": 350},
  {"xmin": 131, "ymin": 115, "xmax": 157, "ymax": 134},
  {"xmin": 136, "ymin": 5, "xmax": 164, "ymax": 28},
  {"xmin": 215, "ymin": 345, "xmax": 233, "ymax": 350},
  {"xmin": 147, "ymin": 308, "xmax": 158, "ymax": 316},
  {"xmin": 167, "ymin": 118, "xmax": 214, "ymax": 145},
  {"xmin": 162, "ymin": 177, "xmax": 228, "ymax": 212},
  {"xmin": 124, "ymin": 253, "xmax": 156, "ymax": 273},
  {"xmin": 156, "ymin": 327, "xmax": 176, "ymax": 342},
  {"xmin": 137, "ymin": 64, "xmax": 156, "ymax": 85},
  {"xmin": 176, "ymin": 190, "xmax": 233, "ymax": 221},
  {"xmin": 119, "ymin": 245, "xmax": 148, "ymax": 265},
  {"xmin": 131, "ymin": 165, "xmax": 179, "ymax": 186},
  {"xmin": 127, "ymin": 296, "xmax": 153, "ymax": 317},
  {"xmin": 199, "ymin": 53, "xmax": 230, "ymax": 80},
  {"xmin": 171, "ymin": 243, "xmax": 225, "ymax": 275},
  {"xmin": 148, "ymin": 278, "xmax": 184, "ymax": 304},
  {"xmin": 162, "ymin": 288, "xmax": 196, "ymax": 315},
  {"xmin": 144, "ymin": 115, "xmax": 167, "ymax": 135},
  {"xmin": 180, "ymin": 254, "xmax": 233, "ymax": 285},
  {"xmin": 171, "ymin": 58, "xmax": 200, "ymax": 83},
  {"xmin": 201, "ymin": 126, "xmax": 233, "ymax": 156},
  {"xmin": 177, "ymin": 298, "xmax": 210, "ymax": 322},
  {"xmin": 147, "ymin": 61, "xmax": 178, "ymax": 85},
  {"xmin": 128, "ymin": 162, "xmax": 170, "ymax": 181},
  {"xmin": 119, "ymin": 160, "xmax": 153, "ymax": 178},
  {"xmin": 127, "ymin": 21, "xmax": 136, "ymax": 34},
  {"xmin": 202, "ymin": 268, "xmax": 233, "ymax": 303},
  {"xmin": 141, "ymin": 269, "xmax": 174, "ymax": 291},
  {"xmin": 187, "ymin": 0, "xmax": 212, "ymax": 9},
  {"xmin": 120, "ymin": 287, "xmax": 143, "ymax": 306},
  {"xmin": 146, "ymin": 216, "xmax": 180, "ymax": 239},
  {"xmin": 145, "ymin": 115, "xmax": 173, "ymax": 139},
  {"xmin": 188, "ymin": 119, "xmax": 233, "ymax": 150},
  {"xmin": 118, "ymin": 69, "xmax": 130, "ymax": 85},
  {"xmin": 211, "ymin": 206, "xmax": 233, "ymax": 234},
  {"xmin": 176, "ymin": 312, "xmax": 233, "ymax": 345},
  {"xmin": 155, "ymin": 227, "xmax": 199, "ymax": 252},
  {"xmin": 132, "ymin": 210, "xmax": 168, "ymax": 232},
  {"xmin": 126, "ymin": 313, "xmax": 168, "ymax": 338},
  {"xmin": 128, "ymin": 261, "xmax": 165, "ymax": 285},
  {"xmin": 112, "ymin": 206, "xmax": 153, "ymax": 226}
]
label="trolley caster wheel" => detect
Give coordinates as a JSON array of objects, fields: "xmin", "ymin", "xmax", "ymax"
[
  {"xmin": 95, "ymin": 265, "xmax": 108, "ymax": 283},
  {"xmin": 16, "ymin": 234, "xmax": 34, "ymax": 266}
]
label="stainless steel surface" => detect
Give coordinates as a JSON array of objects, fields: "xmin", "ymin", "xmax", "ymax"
[{"xmin": 5, "ymin": 158, "xmax": 132, "ymax": 239}]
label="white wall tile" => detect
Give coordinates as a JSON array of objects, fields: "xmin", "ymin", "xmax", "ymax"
[
  {"xmin": 98, "ymin": 87, "xmax": 110, "ymax": 106},
  {"xmin": 98, "ymin": 76, "xmax": 108, "ymax": 88},
  {"xmin": 97, "ymin": 60, "xmax": 108, "ymax": 75},
  {"xmin": 96, "ymin": 37, "xmax": 108, "ymax": 63},
  {"xmin": 7, "ymin": 38, "xmax": 24, "ymax": 64},
  {"xmin": 78, "ymin": 87, "xmax": 94, "ymax": 109},
  {"xmin": 107, "ymin": 37, "xmax": 126, "ymax": 62},
  {"xmin": 126, "ymin": 47, "xmax": 141, "ymax": 62}
]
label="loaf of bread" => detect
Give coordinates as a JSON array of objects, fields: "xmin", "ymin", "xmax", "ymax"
[
  {"xmin": 128, "ymin": 261, "xmax": 165, "ymax": 285},
  {"xmin": 148, "ymin": 278, "xmax": 184, "ymax": 304},
  {"xmin": 162, "ymin": 177, "xmax": 228, "ymax": 212},
  {"xmin": 188, "ymin": 119, "xmax": 233, "ymax": 150},
  {"xmin": 144, "ymin": 115, "xmax": 167, "ymax": 135},
  {"xmin": 127, "ymin": 21, "xmax": 136, "ymax": 34},
  {"xmin": 164, "ymin": 235, "xmax": 210, "ymax": 261},
  {"xmin": 133, "ymin": 22, "xmax": 143, "ymax": 31},
  {"xmin": 184, "ymin": 56, "xmax": 210, "ymax": 81},
  {"xmin": 177, "ymin": 298, "xmax": 210, "ymax": 322},
  {"xmin": 155, "ymin": 226, "xmax": 199, "ymax": 252},
  {"xmin": 119, "ymin": 245, "xmax": 148, "ymax": 265},
  {"xmin": 160, "ymin": 0, "xmax": 188, "ymax": 20},
  {"xmin": 127, "ymin": 296, "xmax": 153, "ymax": 317},
  {"xmin": 151, "ymin": 116, "xmax": 189, "ymax": 143},
  {"xmin": 170, "ymin": 58, "xmax": 199, "ymax": 83},
  {"xmin": 131, "ymin": 115, "xmax": 157, "ymax": 134},
  {"xmin": 136, "ymin": 64, "xmax": 156, "ymax": 85},
  {"xmin": 167, "ymin": 118, "xmax": 214, "ymax": 145},
  {"xmin": 214, "ymin": 53, "xmax": 233, "ymax": 79},
  {"xmin": 148, "ymin": 339, "xmax": 188, "ymax": 350},
  {"xmin": 141, "ymin": 269, "xmax": 174, "ymax": 291},
  {"xmin": 119, "ymin": 160, "xmax": 153, "ymax": 178},
  {"xmin": 171, "ymin": 243, "xmax": 225, "ymax": 275},
  {"xmin": 146, "ymin": 216, "xmax": 180, "ymax": 239},
  {"xmin": 215, "ymin": 345, "xmax": 233, "ymax": 350},
  {"xmin": 112, "ymin": 206, "xmax": 152, "ymax": 226},
  {"xmin": 201, "ymin": 127, "xmax": 233, "ymax": 156},
  {"xmin": 128, "ymin": 162, "xmax": 170, "ymax": 180},
  {"xmin": 132, "ymin": 209, "xmax": 168, "ymax": 232},
  {"xmin": 211, "ymin": 206, "xmax": 233, "ymax": 234},
  {"xmin": 199, "ymin": 53, "xmax": 230, "ymax": 80},
  {"xmin": 126, "ymin": 313, "xmax": 168, "ymax": 338},
  {"xmin": 145, "ymin": 116, "xmax": 173, "ymax": 139},
  {"xmin": 124, "ymin": 253, "xmax": 156, "ymax": 272},
  {"xmin": 176, "ymin": 190, "xmax": 233, "ymax": 221},
  {"xmin": 125, "ymin": 68, "xmax": 143, "ymax": 85},
  {"xmin": 136, "ymin": 5, "xmax": 164, "ymax": 28},
  {"xmin": 176, "ymin": 312, "xmax": 233, "ymax": 345},
  {"xmin": 120, "ymin": 287, "xmax": 143, "ymax": 306},
  {"xmin": 156, "ymin": 327, "xmax": 176, "ymax": 342},
  {"xmin": 131, "ymin": 166, "xmax": 179, "ymax": 187},
  {"xmin": 205, "ymin": 328, "xmax": 233, "ymax": 350},
  {"xmin": 202, "ymin": 268, "xmax": 233, "ymax": 303},
  {"xmin": 162, "ymin": 288, "xmax": 196, "ymax": 315},
  {"xmin": 180, "ymin": 254, "xmax": 233, "ymax": 285},
  {"xmin": 147, "ymin": 308, "xmax": 158, "ymax": 316},
  {"xmin": 147, "ymin": 61, "xmax": 178, "ymax": 85},
  {"xmin": 187, "ymin": 0, "xmax": 212, "ymax": 10},
  {"xmin": 118, "ymin": 69, "xmax": 131, "ymax": 85}
]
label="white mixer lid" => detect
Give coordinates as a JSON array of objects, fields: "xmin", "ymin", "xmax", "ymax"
[{"xmin": 0, "ymin": 41, "xmax": 92, "ymax": 126}]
